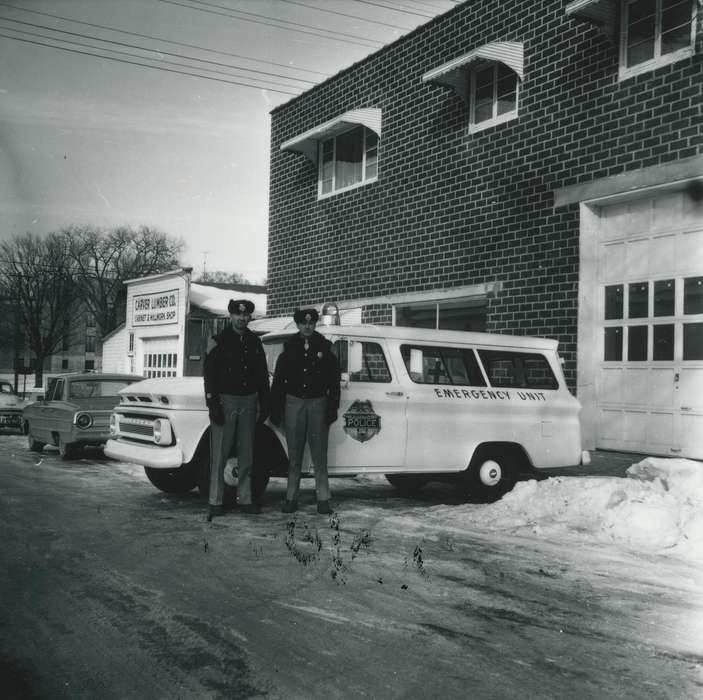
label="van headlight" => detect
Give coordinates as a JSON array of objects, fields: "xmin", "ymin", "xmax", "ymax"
[
  {"xmin": 75, "ymin": 412, "xmax": 93, "ymax": 429},
  {"xmin": 152, "ymin": 419, "xmax": 172, "ymax": 445},
  {"xmin": 109, "ymin": 413, "xmax": 117, "ymax": 437}
]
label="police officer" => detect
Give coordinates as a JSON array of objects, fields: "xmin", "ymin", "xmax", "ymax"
[
  {"xmin": 203, "ymin": 299, "xmax": 270, "ymax": 519},
  {"xmin": 270, "ymin": 309, "xmax": 340, "ymax": 514}
]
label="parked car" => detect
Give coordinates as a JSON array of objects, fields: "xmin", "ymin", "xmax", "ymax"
[
  {"xmin": 105, "ymin": 313, "xmax": 586, "ymax": 503},
  {"xmin": 0, "ymin": 381, "xmax": 30, "ymax": 434},
  {"xmin": 24, "ymin": 373, "xmax": 143, "ymax": 460}
]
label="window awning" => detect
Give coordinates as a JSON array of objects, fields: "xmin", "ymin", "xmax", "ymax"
[
  {"xmin": 422, "ymin": 41, "xmax": 524, "ymax": 103},
  {"xmin": 565, "ymin": 0, "xmax": 616, "ymax": 39},
  {"xmin": 280, "ymin": 108, "xmax": 382, "ymax": 163}
]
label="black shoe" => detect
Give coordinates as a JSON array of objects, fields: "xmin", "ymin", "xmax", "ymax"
[
  {"xmin": 316, "ymin": 500, "xmax": 332, "ymax": 515},
  {"xmin": 207, "ymin": 504, "xmax": 225, "ymax": 521},
  {"xmin": 281, "ymin": 500, "xmax": 297, "ymax": 513},
  {"xmin": 240, "ymin": 503, "xmax": 262, "ymax": 514}
]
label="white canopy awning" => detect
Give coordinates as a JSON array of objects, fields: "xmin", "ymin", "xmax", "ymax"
[
  {"xmin": 280, "ymin": 108, "xmax": 382, "ymax": 163},
  {"xmin": 565, "ymin": 0, "xmax": 616, "ymax": 38},
  {"xmin": 422, "ymin": 41, "xmax": 524, "ymax": 103}
]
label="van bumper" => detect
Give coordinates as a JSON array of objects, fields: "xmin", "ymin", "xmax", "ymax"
[{"xmin": 104, "ymin": 439, "xmax": 184, "ymax": 469}]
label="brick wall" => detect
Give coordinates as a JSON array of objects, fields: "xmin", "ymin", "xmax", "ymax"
[{"xmin": 268, "ymin": 0, "xmax": 703, "ymax": 388}]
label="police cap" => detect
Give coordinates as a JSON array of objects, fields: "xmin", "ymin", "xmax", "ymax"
[
  {"xmin": 293, "ymin": 308, "xmax": 319, "ymax": 324},
  {"xmin": 228, "ymin": 298, "xmax": 254, "ymax": 315}
]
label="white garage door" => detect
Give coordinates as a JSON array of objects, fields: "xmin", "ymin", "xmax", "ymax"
[
  {"xmin": 140, "ymin": 336, "xmax": 179, "ymax": 378},
  {"xmin": 595, "ymin": 189, "xmax": 703, "ymax": 458}
]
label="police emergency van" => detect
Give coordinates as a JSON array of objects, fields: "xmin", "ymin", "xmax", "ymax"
[{"xmin": 104, "ymin": 312, "xmax": 585, "ymax": 503}]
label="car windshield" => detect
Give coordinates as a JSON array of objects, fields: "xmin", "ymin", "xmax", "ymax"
[{"xmin": 68, "ymin": 380, "xmax": 134, "ymax": 399}]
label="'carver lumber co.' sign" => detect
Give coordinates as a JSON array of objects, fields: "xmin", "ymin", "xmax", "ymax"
[{"xmin": 133, "ymin": 289, "xmax": 179, "ymax": 326}]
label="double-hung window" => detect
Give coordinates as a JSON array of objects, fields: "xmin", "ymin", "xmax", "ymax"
[
  {"xmin": 470, "ymin": 62, "xmax": 519, "ymax": 133},
  {"xmin": 620, "ymin": 0, "xmax": 697, "ymax": 78},
  {"xmin": 319, "ymin": 125, "xmax": 378, "ymax": 197}
]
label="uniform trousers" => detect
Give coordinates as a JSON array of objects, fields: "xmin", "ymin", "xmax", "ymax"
[
  {"xmin": 284, "ymin": 395, "xmax": 330, "ymax": 503},
  {"xmin": 209, "ymin": 393, "xmax": 258, "ymax": 506}
]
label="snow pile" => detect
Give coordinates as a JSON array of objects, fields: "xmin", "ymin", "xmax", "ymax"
[{"xmin": 428, "ymin": 458, "xmax": 703, "ymax": 562}]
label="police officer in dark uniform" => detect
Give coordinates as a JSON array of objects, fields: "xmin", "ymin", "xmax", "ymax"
[
  {"xmin": 203, "ymin": 299, "xmax": 270, "ymax": 519},
  {"xmin": 270, "ymin": 308, "xmax": 340, "ymax": 514}
]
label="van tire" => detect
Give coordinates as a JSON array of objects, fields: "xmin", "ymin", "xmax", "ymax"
[
  {"xmin": 196, "ymin": 426, "xmax": 275, "ymax": 504},
  {"xmin": 463, "ymin": 446, "xmax": 518, "ymax": 503},
  {"xmin": 385, "ymin": 474, "xmax": 429, "ymax": 496},
  {"xmin": 144, "ymin": 461, "xmax": 200, "ymax": 494}
]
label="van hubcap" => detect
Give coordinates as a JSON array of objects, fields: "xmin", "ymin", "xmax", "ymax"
[{"xmin": 479, "ymin": 460, "xmax": 502, "ymax": 486}]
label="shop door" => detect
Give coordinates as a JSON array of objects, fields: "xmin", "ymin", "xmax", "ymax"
[{"xmin": 596, "ymin": 190, "xmax": 703, "ymax": 458}]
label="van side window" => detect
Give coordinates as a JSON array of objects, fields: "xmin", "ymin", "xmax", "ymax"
[
  {"xmin": 333, "ymin": 340, "xmax": 392, "ymax": 383},
  {"xmin": 400, "ymin": 345, "xmax": 487, "ymax": 386},
  {"xmin": 477, "ymin": 350, "xmax": 558, "ymax": 390}
]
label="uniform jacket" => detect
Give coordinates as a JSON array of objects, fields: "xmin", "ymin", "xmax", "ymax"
[
  {"xmin": 203, "ymin": 325, "xmax": 270, "ymax": 413},
  {"xmin": 270, "ymin": 331, "xmax": 340, "ymax": 421}
]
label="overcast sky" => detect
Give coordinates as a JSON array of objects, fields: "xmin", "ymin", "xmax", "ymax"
[{"xmin": 0, "ymin": 0, "xmax": 457, "ymax": 283}]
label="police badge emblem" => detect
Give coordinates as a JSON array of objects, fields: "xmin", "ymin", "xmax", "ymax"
[{"xmin": 343, "ymin": 400, "xmax": 381, "ymax": 442}]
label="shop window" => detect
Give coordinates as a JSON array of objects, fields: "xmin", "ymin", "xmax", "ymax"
[
  {"xmin": 620, "ymin": 0, "xmax": 697, "ymax": 79},
  {"xmin": 470, "ymin": 62, "xmax": 519, "ymax": 133},
  {"xmin": 319, "ymin": 125, "xmax": 378, "ymax": 197}
]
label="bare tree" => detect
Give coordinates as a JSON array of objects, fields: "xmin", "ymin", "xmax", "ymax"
[
  {"xmin": 195, "ymin": 270, "xmax": 252, "ymax": 285},
  {"xmin": 0, "ymin": 233, "xmax": 80, "ymax": 387},
  {"xmin": 60, "ymin": 225, "xmax": 183, "ymax": 339}
]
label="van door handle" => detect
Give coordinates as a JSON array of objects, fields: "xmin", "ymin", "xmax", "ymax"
[{"xmin": 385, "ymin": 391, "xmax": 404, "ymax": 397}]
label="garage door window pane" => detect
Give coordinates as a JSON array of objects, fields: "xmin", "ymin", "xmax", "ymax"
[
  {"xmin": 605, "ymin": 285, "xmax": 624, "ymax": 319},
  {"xmin": 654, "ymin": 279, "xmax": 675, "ymax": 316},
  {"xmin": 684, "ymin": 277, "xmax": 703, "ymax": 314},
  {"xmin": 628, "ymin": 282, "xmax": 649, "ymax": 318},
  {"xmin": 604, "ymin": 327, "xmax": 623, "ymax": 361},
  {"xmin": 683, "ymin": 323, "xmax": 703, "ymax": 360},
  {"xmin": 653, "ymin": 324, "xmax": 674, "ymax": 360},
  {"xmin": 627, "ymin": 325, "xmax": 648, "ymax": 361}
]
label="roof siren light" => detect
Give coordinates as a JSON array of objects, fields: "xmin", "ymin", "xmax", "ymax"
[{"xmin": 321, "ymin": 302, "xmax": 340, "ymax": 326}]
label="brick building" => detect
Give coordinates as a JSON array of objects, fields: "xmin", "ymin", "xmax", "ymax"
[{"xmin": 267, "ymin": 0, "xmax": 702, "ymax": 458}]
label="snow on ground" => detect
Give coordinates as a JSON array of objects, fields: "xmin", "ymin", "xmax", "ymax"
[{"xmin": 385, "ymin": 458, "xmax": 703, "ymax": 564}]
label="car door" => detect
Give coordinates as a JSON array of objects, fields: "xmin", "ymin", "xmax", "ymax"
[
  {"xmin": 32, "ymin": 378, "xmax": 61, "ymax": 441},
  {"xmin": 326, "ymin": 337, "xmax": 407, "ymax": 471}
]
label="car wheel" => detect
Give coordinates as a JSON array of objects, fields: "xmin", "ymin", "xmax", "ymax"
[
  {"xmin": 59, "ymin": 438, "xmax": 80, "ymax": 461},
  {"xmin": 385, "ymin": 474, "xmax": 429, "ymax": 496},
  {"xmin": 27, "ymin": 426, "xmax": 44, "ymax": 453},
  {"xmin": 462, "ymin": 447, "xmax": 518, "ymax": 503}
]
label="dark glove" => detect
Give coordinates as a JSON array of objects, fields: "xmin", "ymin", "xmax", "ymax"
[
  {"xmin": 206, "ymin": 396, "xmax": 225, "ymax": 426},
  {"xmin": 325, "ymin": 408, "xmax": 338, "ymax": 425},
  {"xmin": 257, "ymin": 409, "xmax": 270, "ymax": 425}
]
